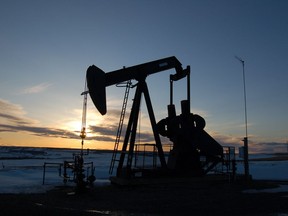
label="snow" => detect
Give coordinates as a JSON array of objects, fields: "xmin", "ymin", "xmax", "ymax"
[
  {"xmin": 0, "ymin": 147, "xmax": 111, "ymax": 194},
  {"xmin": 0, "ymin": 147, "xmax": 288, "ymax": 194},
  {"xmin": 243, "ymin": 185, "xmax": 288, "ymax": 194},
  {"xmin": 236, "ymin": 160, "xmax": 288, "ymax": 181}
]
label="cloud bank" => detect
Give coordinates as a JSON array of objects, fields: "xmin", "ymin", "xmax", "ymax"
[
  {"xmin": 0, "ymin": 99, "xmax": 76, "ymax": 140},
  {"xmin": 1, "ymin": 99, "xmax": 286, "ymax": 153}
]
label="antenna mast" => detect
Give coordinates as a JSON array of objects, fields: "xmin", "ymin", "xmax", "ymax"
[{"xmin": 235, "ymin": 55, "xmax": 249, "ymax": 179}]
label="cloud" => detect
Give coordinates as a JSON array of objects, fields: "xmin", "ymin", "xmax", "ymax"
[
  {"xmin": 1, "ymin": 99, "xmax": 285, "ymax": 153},
  {"xmin": 0, "ymin": 99, "xmax": 33, "ymax": 125},
  {"xmin": 89, "ymin": 124, "xmax": 118, "ymax": 137},
  {"xmin": 0, "ymin": 99, "xmax": 126, "ymax": 142},
  {"xmin": 0, "ymin": 123, "xmax": 78, "ymax": 139},
  {"xmin": 0, "ymin": 99, "xmax": 124, "ymax": 142},
  {"xmin": 252, "ymin": 142, "xmax": 288, "ymax": 153},
  {"xmin": 88, "ymin": 123, "xmax": 125, "ymax": 142},
  {"xmin": 19, "ymin": 82, "xmax": 52, "ymax": 94},
  {"xmin": 0, "ymin": 99, "xmax": 77, "ymax": 139},
  {"xmin": 0, "ymin": 113, "xmax": 31, "ymax": 125},
  {"xmin": 0, "ymin": 99, "xmax": 25, "ymax": 115},
  {"xmin": 210, "ymin": 131, "xmax": 288, "ymax": 153},
  {"xmin": 88, "ymin": 118, "xmax": 156, "ymax": 143}
]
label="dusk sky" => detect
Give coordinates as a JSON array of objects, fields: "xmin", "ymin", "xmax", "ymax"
[{"xmin": 0, "ymin": 0, "xmax": 287, "ymax": 153}]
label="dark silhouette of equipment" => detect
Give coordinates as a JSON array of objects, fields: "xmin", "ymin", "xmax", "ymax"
[{"xmin": 86, "ymin": 56, "xmax": 223, "ymax": 178}]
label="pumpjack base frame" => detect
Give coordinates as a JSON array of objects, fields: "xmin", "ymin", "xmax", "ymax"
[{"xmin": 109, "ymin": 173, "xmax": 249, "ymax": 186}]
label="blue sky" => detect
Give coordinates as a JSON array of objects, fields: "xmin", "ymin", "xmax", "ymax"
[{"xmin": 0, "ymin": 0, "xmax": 287, "ymax": 153}]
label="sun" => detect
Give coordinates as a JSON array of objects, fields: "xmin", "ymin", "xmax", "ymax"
[{"xmin": 62, "ymin": 120, "xmax": 82, "ymax": 135}]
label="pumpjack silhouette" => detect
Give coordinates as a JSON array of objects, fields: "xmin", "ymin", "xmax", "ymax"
[{"xmin": 86, "ymin": 56, "xmax": 223, "ymax": 179}]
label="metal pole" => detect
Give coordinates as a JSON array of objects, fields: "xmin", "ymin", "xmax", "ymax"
[
  {"xmin": 235, "ymin": 56, "xmax": 249, "ymax": 179},
  {"xmin": 170, "ymin": 77, "xmax": 173, "ymax": 105},
  {"xmin": 187, "ymin": 67, "xmax": 191, "ymax": 111}
]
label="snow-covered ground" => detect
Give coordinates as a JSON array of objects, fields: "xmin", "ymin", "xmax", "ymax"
[
  {"xmin": 0, "ymin": 146, "xmax": 288, "ymax": 194},
  {"xmin": 0, "ymin": 147, "xmax": 112, "ymax": 193}
]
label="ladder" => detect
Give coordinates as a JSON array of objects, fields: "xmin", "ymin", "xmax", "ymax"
[{"xmin": 109, "ymin": 80, "xmax": 132, "ymax": 174}]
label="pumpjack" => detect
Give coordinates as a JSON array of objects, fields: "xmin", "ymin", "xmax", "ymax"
[{"xmin": 86, "ymin": 56, "xmax": 223, "ymax": 179}]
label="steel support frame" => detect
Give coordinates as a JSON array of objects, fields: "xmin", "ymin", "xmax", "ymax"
[{"xmin": 117, "ymin": 80, "xmax": 167, "ymax": 177}]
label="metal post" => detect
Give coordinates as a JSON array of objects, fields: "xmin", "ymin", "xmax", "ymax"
[
  {"xmin": 235, "ymin": 56, "xmax": 250, "ymax": 179},
  {"xmin": 170, "ymin": 77, "xmax": 173, "ymax": 105},
  {"xmin": 186, "ymin": 66, "xmax": 191, "ymax": 111}
]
